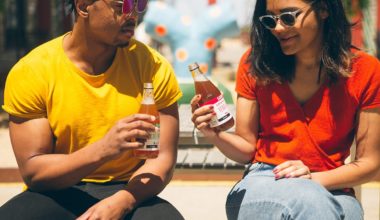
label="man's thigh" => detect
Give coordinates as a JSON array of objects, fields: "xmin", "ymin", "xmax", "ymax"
[
  {"xmin": 0, "ymin": 187, "xmax": 98, "ymax": 220},
  {"xmin": 127, "ymin": 196, "xmax": 184, "ymax": 220}
]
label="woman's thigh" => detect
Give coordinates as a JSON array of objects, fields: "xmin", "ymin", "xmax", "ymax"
[{"xmin": 226, "ymin": 163, "xmax": 362, "ymax": 220}]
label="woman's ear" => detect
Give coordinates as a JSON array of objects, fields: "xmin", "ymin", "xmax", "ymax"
[
  {"xmin": 319, "ymin": 3, "xmax": 329, "ymax": 20},
  {"xmin": 320, "ymin": 10, "xmax": 329, "ymax": 20}
]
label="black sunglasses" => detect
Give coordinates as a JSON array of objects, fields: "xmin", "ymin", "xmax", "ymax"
[{"xmin": 259, "ymin": 2, "xmax": 314, "ymax": 30}]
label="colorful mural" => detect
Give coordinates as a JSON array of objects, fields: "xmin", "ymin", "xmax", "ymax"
[{"xmin": 144, "ymin": 1, "xmax": 240, "ymax": 79}]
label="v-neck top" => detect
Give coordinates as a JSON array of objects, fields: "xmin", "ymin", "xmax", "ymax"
[{"xmin": 235, "ymin": 49, "xmax": 380, "ymax": 172}]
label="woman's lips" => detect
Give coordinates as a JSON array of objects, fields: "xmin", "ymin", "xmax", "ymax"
[{"xmin": 279, "ymin": 35, "xmax": 296, "ymax": 46}]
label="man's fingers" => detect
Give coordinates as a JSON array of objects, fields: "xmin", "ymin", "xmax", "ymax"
[
  {"xmin": 77, "ymin": 210, "xmax": 91, "ymax": 220},
  {"xmin": 121, "ymin": 114, "xmax": 156, "ymax": 123}
]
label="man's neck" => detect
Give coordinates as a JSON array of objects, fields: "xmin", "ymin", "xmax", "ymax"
[{"xmin": 63, "ymin": 28, "xmax": 117, "ymax": 75}]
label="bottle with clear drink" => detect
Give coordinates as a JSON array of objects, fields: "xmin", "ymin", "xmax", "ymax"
[
  {"xmin": 133, "ymin": 83, "xmax": 160, "ymax": 159},
  {"xmin": 189, "ymin": 63, "xmax": 235, "ymax": 131}
]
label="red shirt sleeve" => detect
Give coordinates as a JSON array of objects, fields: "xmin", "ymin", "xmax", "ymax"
[
  {"xmin": 351, "ymin": 52, "xmax": 380, "ymax": 110},
  {"xmin": 235, "ymin": 49, "xmax": 257, "ymax": 100}
]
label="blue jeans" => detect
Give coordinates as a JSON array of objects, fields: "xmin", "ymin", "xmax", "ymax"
[{"xmin": 226, "ymin": 163, "xmax": 363, "ymax": 220}]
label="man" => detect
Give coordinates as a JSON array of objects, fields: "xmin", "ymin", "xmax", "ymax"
[{"xmin": 0, "ymin": 0, "xmax": 184, "ymax": 219}]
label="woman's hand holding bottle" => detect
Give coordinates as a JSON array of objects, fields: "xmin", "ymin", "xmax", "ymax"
[{"xmin": 190, "ymin": 94, "xmax": 219, "ymax": 138}]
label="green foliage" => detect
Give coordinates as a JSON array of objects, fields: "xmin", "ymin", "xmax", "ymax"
[
  {"xmin": 341, "ymin": 0, "xmax": 370, "ymax": 17},
  {"xmin": 358, "ymin": 0, "xmax": 370, "ymax": 10}
]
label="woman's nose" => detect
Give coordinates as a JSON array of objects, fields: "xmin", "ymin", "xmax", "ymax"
[{"xmin": 272, "ymin": 19, "xmax": 287, "ymax": 33}]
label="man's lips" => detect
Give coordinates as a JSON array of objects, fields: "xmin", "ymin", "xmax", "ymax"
[
  {"xmin": 121, "ymin": 26, "xmax": 134, "ymax": 32},
  {"xmin": 121, "ymin": 21, "xmax": 136, "ymax": 34}
]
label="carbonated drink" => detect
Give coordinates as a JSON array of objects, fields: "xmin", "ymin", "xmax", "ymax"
[
  {"xmin": 189, "ymin": 63, "xmax": 234, "ymax": 131},
  {"xmin": 133, "ymin": 83, "xmax": 160, "ymax": 159}
]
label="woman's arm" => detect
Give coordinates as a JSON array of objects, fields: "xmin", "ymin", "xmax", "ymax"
[
  {"xmin": 191, "ymin": 95, "xmax": 259, "ymax": 163},
  {"xmin": 311, "ymin": 107, "xmax": 380, "ymax": 190}
]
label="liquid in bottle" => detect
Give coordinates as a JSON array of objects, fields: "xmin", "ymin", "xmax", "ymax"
[
  {"xmin": 133, "ymin": 83, "xmax": 160, "ymax": 159},
  {"xmin": 189, "ymin": 63, "xmax": 234, "ymax": 131}
]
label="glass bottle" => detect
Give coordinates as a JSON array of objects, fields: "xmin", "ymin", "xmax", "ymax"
[
  {"xmin": 133, "ymin": 83, "xmax": 160, "ymax": 159},
  {"xmin": 189, "ymin": 63, "xmax": 234, "ymax": 131}
]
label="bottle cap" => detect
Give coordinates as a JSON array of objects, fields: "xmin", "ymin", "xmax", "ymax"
[
  {"xmin": 144, "ymin": 82, "xmax": 153, "ymax": 89},
  {"xmin": 188, "ymin": 63, "xmax": 200, "ymax": 71}
]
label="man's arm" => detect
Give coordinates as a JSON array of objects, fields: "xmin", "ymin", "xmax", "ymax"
[
  {"xmin": 9, "ymin": 114, "xmax": 156, "ymax": 191},
  {"xmin": 116, "ymin": 102, "xmax": 179, "ymax": 210},
  {"xmin": 9, "ymin": 116, "xmax": 106, "ymax": 191},
  {"xmin": 77, "ymin": 102, "xmax": 180, "ymax": 218}
]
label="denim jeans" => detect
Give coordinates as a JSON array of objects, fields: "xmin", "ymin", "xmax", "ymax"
[{"xmin": 226, "ymin": 163, "xmax": 363, "ymax": 220}]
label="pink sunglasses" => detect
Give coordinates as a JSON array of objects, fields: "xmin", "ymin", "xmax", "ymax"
[{"xmin": 115, "ymin": 0, "xmax": 148, "ymax": 15}]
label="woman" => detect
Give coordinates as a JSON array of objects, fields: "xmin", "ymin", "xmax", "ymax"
[{"xmin": 190, "ymin": 0, "xmax": 380, "ymax": 219}]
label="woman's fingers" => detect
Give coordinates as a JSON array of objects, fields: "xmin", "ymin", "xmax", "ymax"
[
  {"xmin": 274, "ymin": 160, "xmax": 311, "ymax": 179},
  {"xmin": 191, "ymin": 105, "xmax": 214, "ymax": 124},
  {"xmin": 190, "ymin": 95, "xmax": 202, "ymax": 113}
]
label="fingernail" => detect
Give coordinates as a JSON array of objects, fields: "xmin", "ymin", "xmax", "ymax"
[
  {"xmin": 212, "ymin": 112, "xmax": 216, "ymax": 115},
  {"xmin": 209, "ymin": 105, "xmax": 214, "ymax": 109},
  {"xmin": 285, "ymin": 174, "xmax": 291, "ymax": 178},
  {"xmin": 274, "ymin": 174, "xmax": 280, "ymax": 179},
  {"xmin": 273, "ymin": 168, "xmax": 278, "ymax": 173}
]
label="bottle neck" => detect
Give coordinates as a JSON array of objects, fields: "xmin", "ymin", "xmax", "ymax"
[
  {"xmin": 191, "ymin": 67, "xmax": 208, "ymax": 82},
  {"xmin": 142, "ymin": 88, "xmax": 155, "ymax": 104}
]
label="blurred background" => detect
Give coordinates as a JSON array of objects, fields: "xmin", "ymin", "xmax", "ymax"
[
  {"xmin": 0, "ymin": 0, "xmax": 379, "ymax": 94},
  {"xmin": 0, "ymin": 0, "xmax": 379, "ymax": 219}
]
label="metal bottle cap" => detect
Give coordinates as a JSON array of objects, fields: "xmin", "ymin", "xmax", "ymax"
[
  {"xmin": 144, "ymin": 82, "xmax": 153, "ymax": 89},
  {"xmin": 188, "ymin": 63, "xmax": 200, "ymax": 72}
]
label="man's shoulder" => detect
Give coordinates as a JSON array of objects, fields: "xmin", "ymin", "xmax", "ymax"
[
  {"xmin": 125, "ymin": 39, "xmax": 168, "ymax": 64},
  {"xmin": 9, "ymin": 35, "xmax": 65, "ymax": 79},
  {"xmin": 21, "ymin": 35, "xmax": 64, "ymax": 65}
]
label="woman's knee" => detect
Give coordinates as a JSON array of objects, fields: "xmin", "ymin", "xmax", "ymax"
[{"xmin": 226, "ymin": 178, "xmax": 346, "ymax": 219}]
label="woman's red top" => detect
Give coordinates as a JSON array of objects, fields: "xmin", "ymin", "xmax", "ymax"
[{"xmin": 235, "ymin": 50, "xmax": 380, "ymax": 172}]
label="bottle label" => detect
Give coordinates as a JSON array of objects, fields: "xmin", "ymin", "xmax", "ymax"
[
  {"xmin": 143, "ymin": 123, "xmax": 160, "ymax": 150},
  {"xmin": 201, "ymin": 95, "xmax": 232, "ymax": 128}
]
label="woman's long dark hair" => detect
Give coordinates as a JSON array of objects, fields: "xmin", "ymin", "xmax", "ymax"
[{"xmin": 249, "ymin": 0, "xmax": 354, "ymax": 84}]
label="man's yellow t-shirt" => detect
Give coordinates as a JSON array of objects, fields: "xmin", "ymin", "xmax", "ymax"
[{"xmin": 2, "ymin": 34, "xmax": 182, "ymax": 182}]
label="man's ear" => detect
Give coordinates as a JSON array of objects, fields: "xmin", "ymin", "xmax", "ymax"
[{"xmin": 76, "ymin": 0, "xmax": 89, "ymax": 18}]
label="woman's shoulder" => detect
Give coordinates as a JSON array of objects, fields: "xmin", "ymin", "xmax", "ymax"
[
  {"xmin": 350, "ymin": 49, "xmax": 379, "ymax": 77},
  {"xmin": 241, "ymin": 48, "xmax": 252, "ymax": 61},
  {"xmin": 347, "ymin": 49, "xmax": 380, "ymax": 91},
  {"xmin": 351, "ymin": 49, "xmax": 380, "ymax": 67}
]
